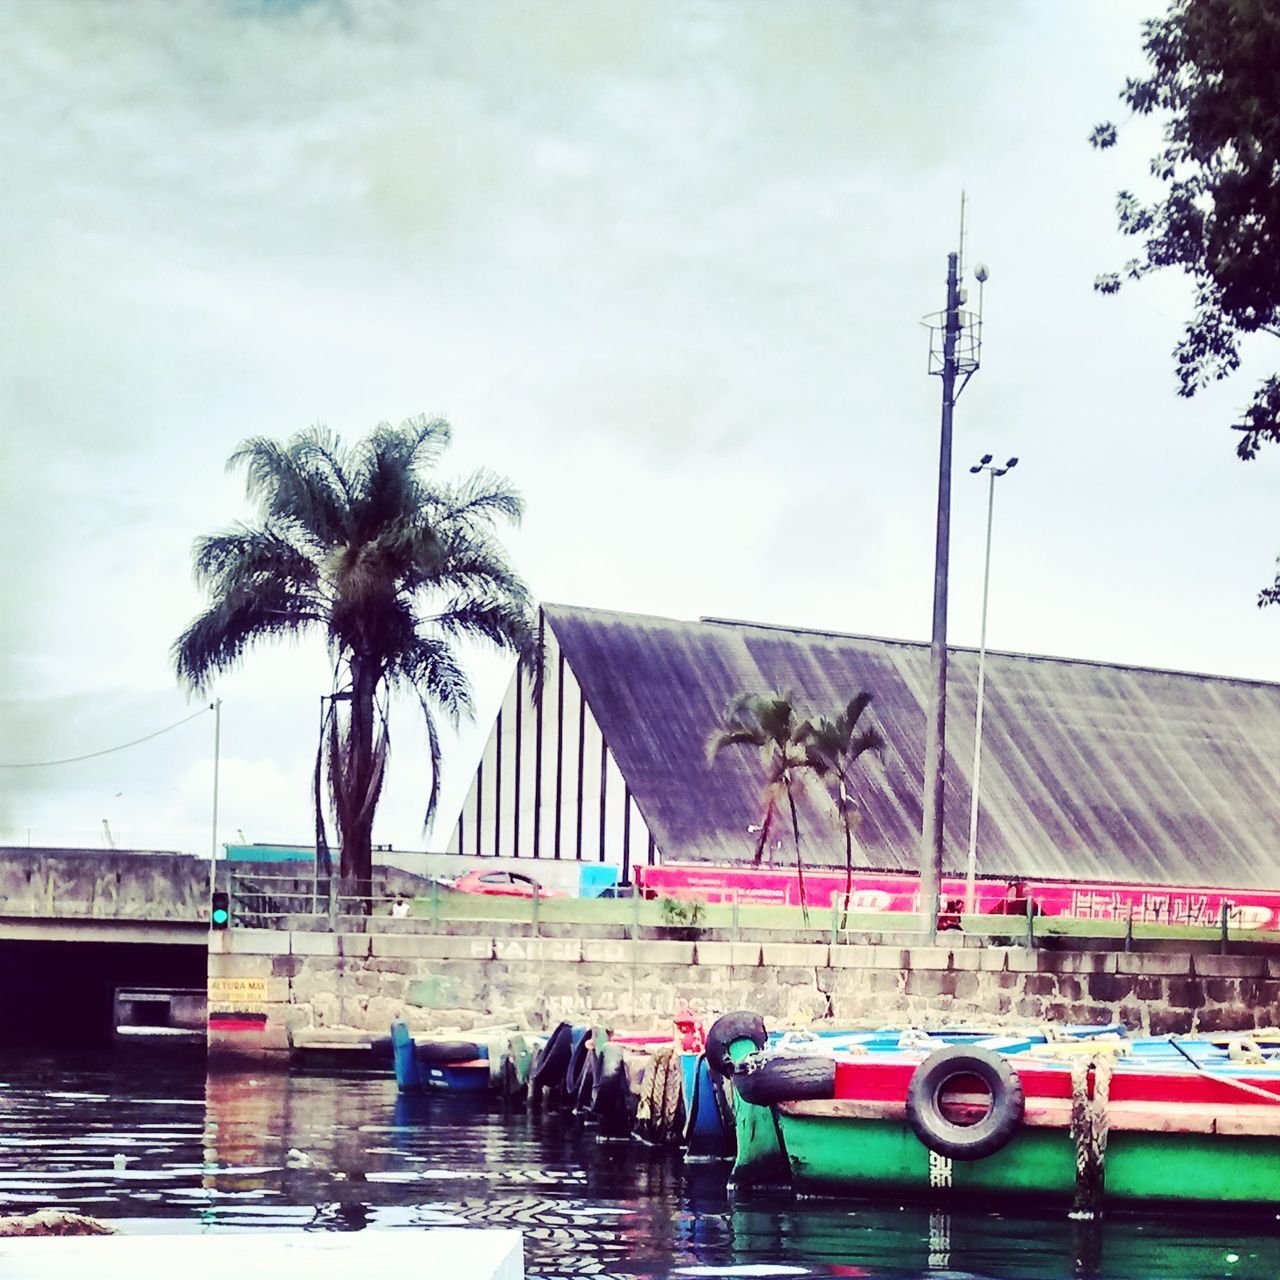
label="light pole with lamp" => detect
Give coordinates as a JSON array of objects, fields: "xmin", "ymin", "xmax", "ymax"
[{"xmin": 964, "ymin": 454, "xmax": 1018, "ymax": 914}]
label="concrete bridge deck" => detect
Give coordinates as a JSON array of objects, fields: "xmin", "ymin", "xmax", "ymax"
[{"xmin": 0, "ymin": 847, "xmax": 210, "ymax": 943}]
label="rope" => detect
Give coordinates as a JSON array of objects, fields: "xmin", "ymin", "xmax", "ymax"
[
  {"xmin": 1170, "ymin": 1037, "xmax": 1280, "ymax": 1105},
  {"xmin": 634, "ymin": 1046, "xmax": 684, "ymax": 1145},
  {"xmin": 1069, "ymin": 1057, "xmax": 1113, "ymax": 1218},
  {"xmin": 0, "ymin": 706, "xmax": 212, "ymax": 769}
]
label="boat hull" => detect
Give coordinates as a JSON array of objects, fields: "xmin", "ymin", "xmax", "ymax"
[{"xmin": 778, "ymin": 1109, "xmax": 1280, "ymax": 1206}]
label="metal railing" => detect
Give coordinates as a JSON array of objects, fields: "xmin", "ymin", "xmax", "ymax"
[{"xmin": 223, "ymin": 873, "xmax": 1277, "ymax": 953}]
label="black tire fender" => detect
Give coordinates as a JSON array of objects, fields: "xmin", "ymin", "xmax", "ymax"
[
  {"xmin": 531, "ymin": 1022, "xmax": 574, "ymax": 1090},
  {"xmin": 905, "ymin": 1046, "xmax": 1025, "ymax": 1162},
  {"xmin": 565, "ymin": 1029, "xmax": 596, "ymax": 1098},
  {"xmin": 591, "ymin": 1043, "xmax": 627, "ymax": 1114},
  {"xmin": 705, "ymin": 1011, "xmax": 767, "ymax": 1078},
  {"xmin": 732, "ymin": 1053, "xmax": 836, "ymax": 1107},
  {"xmin": 416, "ymin": 1038, "xmax": 482, "ymax": 1065},
  {"xmin": 574, "ymin": 1053, "xmax": 597, "ymax": 1113}
]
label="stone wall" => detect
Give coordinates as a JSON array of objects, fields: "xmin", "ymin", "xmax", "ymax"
[{"xmin": 206, "ymin": 928, "xmax": 1280, "ymax": 1064}]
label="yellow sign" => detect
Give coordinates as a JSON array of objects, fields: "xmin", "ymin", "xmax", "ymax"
[{"xmin": 208, "ymin": 977, "xmax": 267, "ymax": 1003}]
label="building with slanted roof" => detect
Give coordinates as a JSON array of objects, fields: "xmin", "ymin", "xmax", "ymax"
[{"xmin": 448, "ymin": 604, "xmax": 1280, "ymax": 891}]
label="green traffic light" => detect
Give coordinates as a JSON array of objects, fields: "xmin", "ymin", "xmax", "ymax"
[{"xmin": 211, "ymin": 907, "xmax": 229, "ymax": 925}]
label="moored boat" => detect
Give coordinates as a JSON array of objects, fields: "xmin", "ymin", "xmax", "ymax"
[
  {"xmin": 391, "ymin": 1020, "xmax": 536, "ymax": 1095},
  {"xmin": 712, "ymin": 1011, "xmax": 1280, "ymax": 1210}
]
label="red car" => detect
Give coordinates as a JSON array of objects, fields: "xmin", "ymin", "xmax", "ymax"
[{"xmin": 451, "ymin": 870, "xmax": 566, "ymax": 898}]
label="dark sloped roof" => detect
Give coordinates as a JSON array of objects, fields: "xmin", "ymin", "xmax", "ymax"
[{"xmin": 545, "ymin": 604, "xmax": 1280, "ymax": 889}]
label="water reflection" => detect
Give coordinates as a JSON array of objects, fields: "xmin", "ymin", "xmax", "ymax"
[{"xmin": 0, "ymin": 1050, "xmax": 1278, "ymax": 1278}]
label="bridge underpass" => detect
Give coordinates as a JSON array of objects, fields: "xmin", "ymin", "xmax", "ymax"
[{"xmin": 0, "ymin": 848, "xmax": 211, "ymax": 1046}]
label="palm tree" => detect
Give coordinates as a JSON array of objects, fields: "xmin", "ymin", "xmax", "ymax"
[
  {"xmin": 707, "ymin": 692, "xmax": 815, "ymax": 923},
  {"xmin": 803, "ymin": 693, "xmax": 885, "ymax": 930},
  {"xmin": 173, "ymin": 416, "xmax": 538, "ymax": 906}
]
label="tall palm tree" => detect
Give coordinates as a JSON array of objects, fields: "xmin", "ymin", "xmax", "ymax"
[
  {"xmin": 803, "ymin": 693, "xmax": 885, "ymax": 929},
  {"xmin": 173, "ymin": 416, "xmax": 538, "ymax": 905},
  {"xmin": 707, "ymin": 691, "xmax": 815, "ymax": 923}
]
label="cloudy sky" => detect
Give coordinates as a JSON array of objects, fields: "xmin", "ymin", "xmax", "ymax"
[{"xmin": 2, "ymin": 0, "xmax": 1275, "ymax": 856}]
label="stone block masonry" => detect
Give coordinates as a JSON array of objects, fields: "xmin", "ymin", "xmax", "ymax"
[{"xmin": 205, "ymin": 926, "xmax": 1280, "ymax": 1066}]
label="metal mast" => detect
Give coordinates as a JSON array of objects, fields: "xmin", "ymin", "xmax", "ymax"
[{"xmin": 920, "ymin": 226, "xmax": 986, "ymax": 938}]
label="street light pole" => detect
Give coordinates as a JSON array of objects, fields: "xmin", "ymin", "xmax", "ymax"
[
  {"xmin": 964, "ymin": 456, "xmax": 1018, "ymax": 913},
  {"xmin": 210, "ymin": 698, "xmax": 222, "ymax": 864}
]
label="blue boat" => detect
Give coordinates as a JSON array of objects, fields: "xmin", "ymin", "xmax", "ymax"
[{"xmin": 390, "ymin": 1019, "xmax": 498, "ymax": 1093}]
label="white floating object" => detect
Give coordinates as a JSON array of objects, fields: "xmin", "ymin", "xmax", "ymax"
[{"xmin": 0, "ymin": 1229, "xmax": 523, "ymax": 1280}]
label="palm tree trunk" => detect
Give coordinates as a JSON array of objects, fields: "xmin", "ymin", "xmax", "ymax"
[
  {"xmin": 840, "ymin": 806, "xmax": 854, "ymax": 935},
  {"xmin": 785, "ymin": 783, "xmax": 810, "ymax": 928},
  {"xmin": 340, "ymin": 655, "xmax": 377, "ymax": 913},
  {"xmin": 754, "ymin": 798, "xmax": 778, "ymax": 865}
]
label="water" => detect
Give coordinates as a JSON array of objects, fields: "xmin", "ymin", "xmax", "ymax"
[{"xmin": 1, "ymin": 1050, "xmax": 1278, "ymax": 1279}]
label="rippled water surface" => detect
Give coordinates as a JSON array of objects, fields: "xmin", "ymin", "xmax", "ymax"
[{"xmin": 1, "ymin": 1050, "xmax": 1279, "ymax": 1279}]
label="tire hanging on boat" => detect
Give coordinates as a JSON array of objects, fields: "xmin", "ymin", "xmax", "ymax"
[
  {"xmin": 905, "ymin": 1046, "xmax": 1025, "ymax": 1162},
  {"xmin": 732, "ymin": 1053, "xmax": 836, "ymax": 1107},
  {"xmin": 590, "ymin": 1044, "xmax": 631, "ymax": 1136},
  {"xmin": 705, "ymin": 1011, "xmax": 767, "ymax": 1078},
  {"xmin": 531, "ymin": 1021, "xmax": 574, "ymax": 1093},
  {"xmin": 565, "ymin": 1030, "xmax": 596, "ymax": 1101},
  {"xmin": 415, "ymin": 1039, "xmax": 483, "ymax": 1065}
]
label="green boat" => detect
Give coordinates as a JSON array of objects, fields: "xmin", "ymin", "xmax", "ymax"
[{"xmin": 709, "ymin": 1012, "xmax": 1280, "ymax": 1209}]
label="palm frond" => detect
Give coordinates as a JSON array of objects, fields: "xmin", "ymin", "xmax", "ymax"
[
  {"xmin": 192, "ymin": 522, "xmax": 324, "ymax": 599},
  {"xmin": 389, "ymin": 634, "xmax": 474, "ymax": 725},
  {"xmin": 706, "ymin": 725, "xmax": 765, "ymax": 765},
  {"xmin": 434, "ymin": 596, "xmax": 537, "ymax": 661},
  {"xmin": 429, "ymin": 469, "xmax": 525, "ymax": 527},
  {"xmin": 839, "ymin": 692, "xmax": 874, "ymax": 736},
  {"xmin": 417, "ymin": 525, "xmax": 532, "ymax": 605},
  {"xmin": 414, "ymin": 688, "xmax": 444, "ymax": 831},
  {"xmin": 228, "ymin": 432, "xmax": 350, "ymax": 546},
  {"xmin": 353, "ymin": 417, "xmax": 451, "ymax": 541},
  {"xmin": 173, "ymin": 582, "xmax": 324, "ymax": 691}
]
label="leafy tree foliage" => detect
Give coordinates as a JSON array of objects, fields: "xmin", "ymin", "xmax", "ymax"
[
  {"xmin": 1092, "ymin": 0, "xmax": 1280, "ymax": 605},
  {"xmin": 174, "ymin": 416, "xmax": 538, "ymax": 901}
]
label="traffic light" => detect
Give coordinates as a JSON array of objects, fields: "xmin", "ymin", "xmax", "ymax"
[{"xmin": 210, "ymin": 890, "xmax": 230, "ymax": 929}]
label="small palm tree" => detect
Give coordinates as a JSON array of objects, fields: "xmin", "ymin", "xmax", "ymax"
[
  {"xmin": 803, "ymin": 693, "xmax": 885, "ymax": 930},
  {"xmin": 173, "ymin": 416, "xmax": 538, "ymax": 906},
  {"xmin": 707, "ymin": 691, "xmax": 815, "ymax": 923}
]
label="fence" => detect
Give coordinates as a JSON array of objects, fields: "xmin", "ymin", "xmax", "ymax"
[{"xmin": 225, "ymin": 872, "xmax": 1273, "ymax": 953}]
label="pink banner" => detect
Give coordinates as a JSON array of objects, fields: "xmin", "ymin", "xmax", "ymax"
[{"xmin": 634, "ymin": 864, "xmax": 1280, "ymax": 930}]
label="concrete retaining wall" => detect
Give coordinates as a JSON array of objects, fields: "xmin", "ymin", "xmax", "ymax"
[
  {"xmin": 0, "ymin": 849, "xmax": 209, "ymax": 921},
  {"xmin": 206, "ymin": 928, "xmax": 1280, "ymax": 1064}
]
